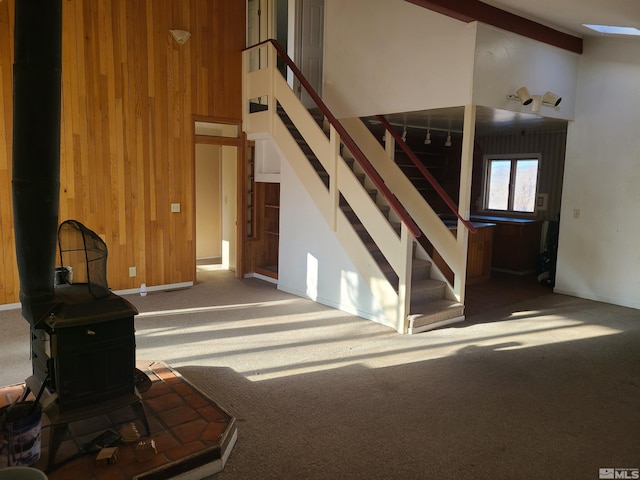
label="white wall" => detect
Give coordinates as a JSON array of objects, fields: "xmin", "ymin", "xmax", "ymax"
[
  {"xmin": 195, "ymin": 144, "xmax": 222, "ymax": 259},
  {"xmin": 473, "ymin": 24, "xmax": 579, "ymax": 121},
  {"xmin": 555, "ymin": 37, "xmax": 640, "ymax": 309},
  {"xmin": 278, "ymin": 158, "xmax": 386, "ymax": 323},
  {"xmin": 221, "ymin": 146, "xmax": 238, "ymax": 270},
  {"xmin": 323, "ymin": 0, "xmax": 477, "ymax": 119}
]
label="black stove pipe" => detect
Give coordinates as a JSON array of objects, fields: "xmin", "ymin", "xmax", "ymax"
[{"xmin": 12, "ymin": 0, "xmax": 62, "ymax": 326}]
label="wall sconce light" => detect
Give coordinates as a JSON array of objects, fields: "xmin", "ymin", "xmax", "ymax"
[
  {"xmin": 444, "ymin": 132, "xmax": 452, "ymax": 147},
  {"xmin": 170, "ymin": 29, "xmax": 191, "ymax": 45},
  {"xmin": 424, "ymin": 130, "xmax": 431, "ymax": 145}
]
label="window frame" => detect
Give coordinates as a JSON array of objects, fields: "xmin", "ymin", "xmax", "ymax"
[{"xmin": 481, "ymin": 153, "xmax": 541, "ymax": 215}]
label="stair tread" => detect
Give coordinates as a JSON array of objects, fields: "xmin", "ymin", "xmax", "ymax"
[
  {"xmin": 409, "ymin": 298, "xmax": 462, "ymax": 314},
  {"xmin": 407, "ymin": 299, "xmax": 465, "ymax": 333},
  {"xmin": 411, "ymin": 278, "xmax": 445, "ymax": 290},
  {"xmin": 412, "ymin": 258, "xmax": 431, "ymax": 268}
]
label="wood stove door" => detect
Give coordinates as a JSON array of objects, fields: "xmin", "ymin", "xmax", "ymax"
[{"xmin": 52, "ymin": 316, "xmax": 136, "ymax": 411}]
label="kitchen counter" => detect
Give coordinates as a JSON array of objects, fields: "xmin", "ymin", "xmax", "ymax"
[
  {"xmin": 470, "ymin": 215, "xmax": 542, "ymax": 274},
  {"xmin": 432, "ymin": 221, "xmax": 496, "ymax": 284}
]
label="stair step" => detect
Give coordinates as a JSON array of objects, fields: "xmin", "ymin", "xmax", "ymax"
[
  {"xmin": 411, "ymin": 258, "xmax": 431, "ymax": 281},
  {"xmin": 407, "ymin": 299, "xmax": 465, "ymax": 334},
  {"xmin": 410, "ymin": 278, "xmax": 446, "ymax": 303}
]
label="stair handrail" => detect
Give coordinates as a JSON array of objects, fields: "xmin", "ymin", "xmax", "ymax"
[
  {"xmin": 376, "ymin": 115, "xmax": 477, "ymax": 234},
  {"xmin": 245, "ymin": 39, "xmax": 421, "ymax": 238}
]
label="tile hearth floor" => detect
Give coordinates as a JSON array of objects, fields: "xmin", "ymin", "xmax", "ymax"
[{"xmin": 0, "ymin": 361, "xmax": 237, "ymax": 480}]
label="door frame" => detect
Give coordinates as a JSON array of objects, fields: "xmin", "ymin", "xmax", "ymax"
[{"xmin": 192, "ymin": 115, "xmax": 247, "ymax": 279}]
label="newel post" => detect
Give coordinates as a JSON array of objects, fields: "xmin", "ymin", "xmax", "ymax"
[{"xmin": 397, "ymin": 222, "xmax": 414, "ymax": 334}]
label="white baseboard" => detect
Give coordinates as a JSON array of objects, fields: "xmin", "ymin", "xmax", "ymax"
[
  {"xmin": 0, "ymin": 282, "xmax": 195, "ymax": 310},
  {"xmin": 0, "ymin": 302, "xmax": 21, "ymax": 311},
  {"xmin": 114, "ymin": 282, "xmax": 194, "ymax": 297},
  {"xmin": 244, "ymin": 272, "xmax": 278, "ymax": 284},
  {"xmin": 552, "ymin": 287, "xmax": 640, "ymax": 310}
]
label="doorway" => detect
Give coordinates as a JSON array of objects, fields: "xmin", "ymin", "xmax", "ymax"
[{"xmin": 194, "ymin": 120, "xmax": 242, "ymax": 278}]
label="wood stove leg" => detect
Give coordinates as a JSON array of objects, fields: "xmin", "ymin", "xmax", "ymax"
[
  {"xmin": 48, "ymin": 423, "xmax": 69, "ymax": 468},
  {"xmin": 132, "ymin": 400, "xmax": 150, "ymax": 437}
]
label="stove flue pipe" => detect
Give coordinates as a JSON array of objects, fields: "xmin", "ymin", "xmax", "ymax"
[{"xmin": 12, "ymin": 0, "xmax": 62, "ymax": 325}]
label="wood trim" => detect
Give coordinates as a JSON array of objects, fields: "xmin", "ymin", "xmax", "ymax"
[
  {"xmin": 194, "ymin": 135, "xmax": 243, "ymax": 146},
  {"xmin": 404, "ymin": 0, "xmax": 583, "ymax": 54},
  {"xmin": 192, "ymin": 114, "xmax": 241, "ymax": 125}
]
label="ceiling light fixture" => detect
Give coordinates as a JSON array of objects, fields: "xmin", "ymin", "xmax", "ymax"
[
  {"xmin": 424, "ymin": 130, "xmax": 431, "ymax": 145},
  {"xmin": 401, "ymin": 128, "xmax": 407, "ymax": 142},
  {"xmin": 444, "ymin": 132, "xmax": 452, "ymax": 147}
]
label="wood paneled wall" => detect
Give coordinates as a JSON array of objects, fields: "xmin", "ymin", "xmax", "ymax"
[{"xmin": 0, "ymin": 0, "xmax": 245, "ymax": 305}]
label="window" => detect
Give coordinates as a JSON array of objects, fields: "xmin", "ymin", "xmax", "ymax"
[{"xmin": 483, "ymin": 155, "xmax": 540, "ymax": 213}]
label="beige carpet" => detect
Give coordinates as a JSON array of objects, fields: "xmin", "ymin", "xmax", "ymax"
[
  {"xmin": 137, "ymin": 268, "xmax": 640, "ymax": 480},
  {"xmin": 2, "ymin": 267, "xmax": 639, "ymax": 479}
]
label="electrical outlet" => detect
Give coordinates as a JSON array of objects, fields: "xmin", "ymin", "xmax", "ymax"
[
  {"xmin": 171, "ymin": 203, "xmax": 181, "ymax": 213},
  {"xmin": 129, "ymin": 266, "xmax": 137, "ymax": 277}
]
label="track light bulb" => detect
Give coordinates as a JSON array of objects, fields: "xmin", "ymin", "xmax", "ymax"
[
  {"xmin": 542, "ymin": 91, "xmax": 562, "ymax": 107},
  {"xmin": 516, "ymin": 86, "xmax": 533, "ymax": 105}
]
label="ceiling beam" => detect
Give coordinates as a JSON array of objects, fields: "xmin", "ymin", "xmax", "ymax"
[{"xmin": 404, "ymin": 0, "xmax": 583, "ymax": 54}]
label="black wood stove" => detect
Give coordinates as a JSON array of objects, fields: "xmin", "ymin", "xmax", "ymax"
[
  {"xmin": 23, "ymin": 221, "xmax": 149, "ymax": 468},
  {"xmin": 30, "ymin": 221, "xmax": 138, "ymax": 412}
]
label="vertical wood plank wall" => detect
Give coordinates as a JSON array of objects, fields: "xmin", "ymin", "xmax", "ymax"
[{"xmin": 0, "ymin": 0, "xmax": 245, "ymax": 305}]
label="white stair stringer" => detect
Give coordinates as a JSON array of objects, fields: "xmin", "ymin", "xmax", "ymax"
[
  {"xmin": 270, "ymin": 113, "xmax": 404, "ymax": 332},
  {"xmin": 340, "ymin": 118, "xmax": 467, "ymax": 333}
]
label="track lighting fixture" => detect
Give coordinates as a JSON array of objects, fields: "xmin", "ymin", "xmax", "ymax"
[
  {"xmin": 515, "ymin": 86, "xmax": 533, "ymax": 105},
  {"xmin": 508, "ymin": 87, "xmax": 562, "ymax": 111},
  {"xmin": 424, "ymin": 130, "xmax": 431, "ymax": 145},
  {"xmin": 542, "ymin": 91, "xmax": 562, "ymax": 107}
]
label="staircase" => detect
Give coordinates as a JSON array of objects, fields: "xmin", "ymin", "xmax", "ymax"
[
  {"xmin": 276, "ymin": 105, "xmax": 464, "ymax": 334},
  {"xmin": 244, "ymin": 39, "xmax": 469, "ymax": 334}
]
